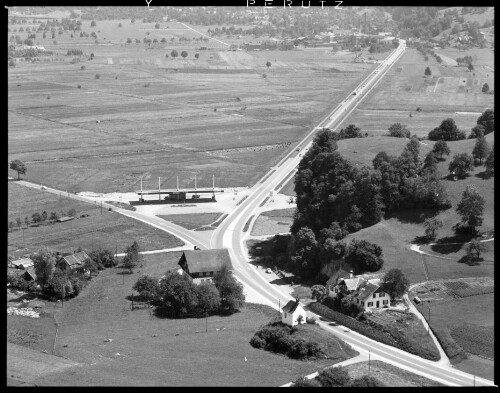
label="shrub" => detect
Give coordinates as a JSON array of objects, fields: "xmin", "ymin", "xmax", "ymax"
[
  {"xmin": 306, "ymin": 316, "xmax": 317, "ymax": 324},
  {"xmin": 95, "ymin": 74, "xmax": 100, "ymax": 79},
  {"xmin": 249, "ymin": 335, "xmax": 266, "ymax": 349},
  {"xmin": 350, "ymin": 375, "xmax": 385, "ymax": 386},
  {"xmin": 291, "ymin": 377, "xmax": 321, "ymax": 387},
  {"xmin": 77, "ymin": 85, "xmax": 81, "ymax": 88},
  {"xmin": 316, "ymin": 367, "xmax": 351, "ymax": 387}
]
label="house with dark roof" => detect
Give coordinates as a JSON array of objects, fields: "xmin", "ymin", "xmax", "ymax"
[
  {"xmin": 56, "ymin": 251, "xmax": 90, "ymax": 271},
  {"xmin": 352, "ymin": 278, "xmax": 390, "ymax": 310},
  {"xmin": 281, "ymin": 298, "xmax": 307, "ymax": 326},
  {"xmin": 23, "ymin": 268, "xmax": 36, "ymax": 282},
  {"xmin": 177, "ymin": 249, "xmax": 232, "ymax": 284}
]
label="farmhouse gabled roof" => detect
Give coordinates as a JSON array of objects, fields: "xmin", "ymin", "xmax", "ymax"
[
  {"xmin": 59, "ymin": 251, "xmax": 90, "ymax": 268},
  {"xmin": 282, "ymin": 299, "xmax": 301, "ymax": 314},
  {"xmin": 179, "ymin": 249, "xmax": 232, "ymax": 274},
  {"xmin": 355, "ymin": 282, "xmax": 380, "ymax": 302},
  {"xmin": 12, "ymin": 257, "xmax": 34, "ymax": 269},
  {"xmin": 343, "ymin": 277, "xmax": 365, "ymax": 292},
  {"xmin": 23, "ymin": 268, "xmax": 36, "ymax": 281}
]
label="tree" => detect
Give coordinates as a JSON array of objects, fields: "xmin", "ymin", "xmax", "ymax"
[
  {"xmin": 432, "ymin": 140, "xmax": 450, "ymax": 159},
  {"xmin": 316, "ymin": 367, "xmax": 351, "ymax": 387},
  {"xmin": 449, "ymin": 153, "xmax": 474, "ymax": 178},
  {"xmin": 68, "ymin": 208, "xmax": 77, "ymax": 217},
  {"xmin": 311, "ymin": 285, "xmax": 328, "ymax": 302},
  {"xmin": 468, "ymin": 63, "xmax": 474, "ymax": 71},
  {"xmin": 456, "ymin": 184, "xmax": 485, "ymax": 233},
  {"xmin": 9, "ymin": 221, "xmax": 15, "ymax": 232},
  {"xmin": 338, "ymin": 124, "xmax": 362, "ymax": 139},
  {"xmin": 157, "ymin": 272, "xmax": 198, "ymax": 317},
  {"xmin": 133, "ymin": 275, "xmax": 159, "ymax": 301},
  {"xmin": 266, "ymin": 61, "xmax": 271, "ymax": 69},
  {"xmin": 41, "ymin": 211, "xmax": 48, "ymax": 223},
  {"xmin": 181, "ymin": 50, "xmax": 188, "ymax": 58},
  {"xmin": 82, "ymin": 258, "xmax": 99, "ymax": 278},
  {"xmin": 213, "ymin": 266, "xmax": 245, "ymax": 312},
  {"xmin": 81, "ymin": 65, "xmax": 86, "ymax": 70},
  {"xmin": 91, "ymin": 20, "xmax": 96, "ymax": 27},
  {"xmin": 25, "ymin": 216, "xmax": 30, "ymax": 227},
  {"xmin": 482, "ymin": 83, "xmax": 490, "ymax": 93},
  {"xmin": 9, "ymin": 59, "xmax": 15, "ymax": 67},
  {"xmin": 423, "ymin": 217, "xmax": 443, "ymax": 241},
  {"xmin": 45, "ymin": 269, "xmax": 73, "ymax": 300},
  {"xmin": 424, "ymin": 66, "xmax": 432, "ymax": 76},
  {"xmin": 474, "ymin": 109, "xmax": 494, "ymax": 136},
  {"xmin": 10, "ymin": 159, "xmax": 27, "ymax": 180},
  {"xmin": 118, "ymin": 23, "xmax": 122, "ymax": 28},
  {"xmin": 49, "ymin": 212, "xmax": 59, "ymax": 222},
  {"xmin": 465, "ymin": 238, "xmax": 482, "ymax": 263},
  {"xmin": 428, "ymin": 118, "xmax": 466, "ymax": 141},
  {"xmin": 31, "ymin": 212, "xmax": 42, "ymax": 223},
  {"xmin": 126, "ymin": 37, "xmax": 132, "ymax": 43},
  {"xmin": 88, "ymin": 249, "xmax": 116, "ymax": 268},
  {"xmin": 155, "ymin": 23, "xmax": 160, "ymax": 29},
  {"xmin": 170, "ymin": 49, "xmax": 178, "ymax": 58},
  {"xmin": 484, "ymin": 146, "xmax": 494, "ymax": 176},
  {"xmin": 372, "ymin": 151, "xmax": 391, "ymax": 170},
  {"xmin": 472, "ymin": 135, "xmax": 490, "ymax": 164},
  {"xmin": 32, "ymin": 248, "xmax": 57, "ymax": 291},
  {"xmin": 194, "ymin": 282, "xmax": 221, "ymax": 314},
  {"xmin": 388, "ymin": 123, "xmax": 410, "ymax": 138},
  {"xmin": 423, "ymin": 151, "xmax": 439, "ymax": 174},
  {"xmin": 195, "ymin": 53, "xmax": 199, "ymax": 59},
  {"xmin": 381, "ymin": 268, "xmax": 410, "ymax": 301},
  {"xmin": 344, "ymin": 239, "xmax": 384, "ymax": 274},
  {"xmin": 123, "ymin": 241, "xmax": 141, "ymax": 273}
]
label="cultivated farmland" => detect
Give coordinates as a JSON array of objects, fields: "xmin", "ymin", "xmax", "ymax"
[
  {"xmin": 8, "ymin": 182, "xmax": 184, "ymax": 258},
  {"xmin": 9, "ymin": 19, "xmax": 378, "ymax": 194}
]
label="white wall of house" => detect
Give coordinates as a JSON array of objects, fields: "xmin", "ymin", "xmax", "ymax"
[
  {"xmin": 360, "ymin": 291, "xmax": 391, "ymax": 310},
  {"xmin": 282, "ymin": 307, "xmax": 307, "ymax": 326}
]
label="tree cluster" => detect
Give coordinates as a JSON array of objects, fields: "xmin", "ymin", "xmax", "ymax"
[
  {"xmin": 133, "ymin": 266, "xmax": 245, "ymax": 318},
  {"xmin": 469, "ymin": 109, "xmax": 494, "ymax": 138},
  {"xmin": 428, "ymin": 118, "xmax": 466, "ymax": 141},
  {"xmin": 292, "ymin": 366, "xmax": 384, "ymax": 387},
  {"xmin": 66, "ymin": 49, "xmax": 83, "ymax": 56}
]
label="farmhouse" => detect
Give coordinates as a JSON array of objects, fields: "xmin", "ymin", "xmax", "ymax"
[
  {"xmin": 12, "ymin": 257, "xmax": 34, "ymax": 270},
  {"xmin": 23, "ymin": 268, "xmax": 36, "ymax": 281},
  {"xmin": 327, "ymin": 273, "xmax": 390, "ymax": 311},
  {"xmin": 177, "ymin": 249, "xmax": 233, "ymax": 284},
  {"xmin": 281, "ymin": 298, "xmax": 307, "ymax": 326},
  {"xmin": 56, "ymin": 251, "xmax": 91, "ymax": 271}
]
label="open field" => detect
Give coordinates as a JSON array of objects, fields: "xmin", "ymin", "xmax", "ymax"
[
  {"xmin": 158, "ymin": 212, "xmax": 222, "ymax": 230},
  {"xmin": 8, "ymin": 182, "xmax": 184, "ymax": 258},
  {"xmin": 9, "ymin": 20, "xmax": 377, "ymax": 194},
  {"xmin": 413, "ymin": 288, "xmax": 494, "ymax": 381},
  {"xmin": 337, "ymin": 48, "xmax": 494, "ymax": 138},
  {"xmin": 17, "ymin": 255, "xmax": 358, "ymax": 386}
]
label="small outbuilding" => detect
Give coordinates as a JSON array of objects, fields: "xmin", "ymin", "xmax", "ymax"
[
  {"xmin": 56, "ymin": 216, "xmax": 74, "ymax": 223},
  {"xmin": 281, "ymin": 298, "xmax": 307, "ymax": 327}
]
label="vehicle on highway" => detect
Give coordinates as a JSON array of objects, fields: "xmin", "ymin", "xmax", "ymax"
[
  {"xmin": 265, "ymin": 268, "xmax": 272, "ymax": 274},
  {"xmin": 352, "ymin": 92, "xmax": 357, "ymax": 95},
  {"xmin": 343, "ymin": 328, "xmax": 350, "ymax": 332},
  {"xmin": 40, "ymin": 185, "xmax": 47, "ymax": 190}
]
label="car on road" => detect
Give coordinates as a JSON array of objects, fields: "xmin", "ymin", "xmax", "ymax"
[
  {"xmin": 40, "ymin": 185, "xmax": 47, "ymax": 190},
  {"xmin": 343, "ymin": 328, "xmax": 350, "ymax": 332},
  {"xmin": 265, "ymin": 268, "xmax": 272, "ymax": 274},
  {"xmin": 352, "ymin": 92, "xmax": 357, "ymax": 95}
]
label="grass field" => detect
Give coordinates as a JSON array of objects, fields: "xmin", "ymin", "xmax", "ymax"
[
  {"xmin": 158, "ymin": 212, "xmax": 222, "ymax": 230},
  {"xmin": 8, "ymin": 182, "xmax": 184, "ymax": 258},
  {"xmin": 9, "ymin": 19, "xmax": 378, "ymax": 194},
  {"xmin": 17, "ymin": 253, "xmax": 359, "ymax": 386},
  {"xmin": 343, "ymin": 360, "xmax": 445, "ymax": 387}
]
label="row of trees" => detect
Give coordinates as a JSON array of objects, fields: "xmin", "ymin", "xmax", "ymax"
[
  {"xmin": 8, "ymin": 208, "xmax": 78, "ymax": 232},
  {"xmin": 428, "ymin": 110, "xmax": 493, "ymax": 141},
  {"xmin": 132, "ymin": 266, "xmax": 245, "ymax": 318}
]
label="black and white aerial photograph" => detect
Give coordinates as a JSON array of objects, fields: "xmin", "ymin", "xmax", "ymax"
[{"xmin": 7, "ymin": 5, "xmax": 495, "ymax": 386}]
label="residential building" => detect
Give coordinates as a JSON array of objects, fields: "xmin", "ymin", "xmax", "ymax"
[
  {"xmin": 56, "ymin": 251, "xmax": 91, "ymax": 271},
  {"xmin": 281, "ymin": 298, "xmax": 307, "ymax": 326},
  {"xmin": 353, "ymin": 279, "xmax": 390, "ymax": 310},
  {"xmin": 12, "ymin": 257, "xmax": 34, "ymax": 270},
  {"xmin": 177, "ymin": 249, "xmax": 233, "ymax": 284}
]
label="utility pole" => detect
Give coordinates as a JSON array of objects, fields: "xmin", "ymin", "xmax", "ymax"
[
  {"xmin": 22, "ymin": 227, "xmax": 26, "ymax": 248},
  {"xmin": 101, "ymin": 200, "xmax": 102, "ymax": 215},
  {"xmin": 368, "ymin": 350, "xmax": 371, "ymax": 375},
  {"xmin": 158, "ymin": 177, "xmax": 161, "ymax": 201},
  {"xmin": 428, "ymin": 306, "xmax": 431, "ymax": 335},
  {"xmin": 205, "ymin": 312, "xmax": 208, "ymax": 333},
  {"xmin": 278, "ymin": 299, "xmax": 280, "ymax": 317}
]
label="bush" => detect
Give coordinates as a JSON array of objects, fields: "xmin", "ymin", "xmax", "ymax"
[
  {"xmin": 291, "ymin": 377, "xmax": 321, "ymax": 387},
  {"xmin": 316, "ymin": 367, "xmax": 351, "ymax": 387},
  {"xmin": 350, "ymin": 375, "xmax": 385, "ymax": 386},
  {"xmin": 95, "ymin": 74, "xmax": 100, "ymax": 79},
  {"xmin": 249, "ymin": 335, "xmax": 266, "ymax": 349},
  {"xmin": 306, "ymin": 316, "xmax": 317, "ymax": 324}
]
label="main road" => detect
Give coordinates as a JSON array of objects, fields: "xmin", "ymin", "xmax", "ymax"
[
  {"xmin": 15, "ymin": 41, "xmax": 494, "ymax": 386},
  {"xmin": 210, "ymin": 41, "xmax": 494, "ymax": 387}
]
